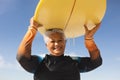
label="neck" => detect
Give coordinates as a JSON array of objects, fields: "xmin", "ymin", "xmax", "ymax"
[{"xmin": 49, "ymin": 54, "xmax": 64, "ymax": 57}]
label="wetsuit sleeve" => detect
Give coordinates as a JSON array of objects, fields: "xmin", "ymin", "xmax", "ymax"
[
  {"xmin": 77, "ymin": 35, "xmax": 102, "ymax": 72},
  {"xmin": 18, "ymin": 55, "xmax": 42, "ymax": 73},
  {"xmin": 71, "ymin": 56, "xmax": 102, "ymax": 73},
  {"xmin": 16, "ymin": 27, "xmax": 42, "ymax": 73}
]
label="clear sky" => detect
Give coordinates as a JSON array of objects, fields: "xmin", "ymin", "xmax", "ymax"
[{"xmin": 0, "ymin": 0, "xmax": 120, "ymax": 80}]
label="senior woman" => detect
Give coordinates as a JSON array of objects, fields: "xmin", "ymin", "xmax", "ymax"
[{"xmin": 17, "ymin": 17, "xmax": 102, "ymax": 80}]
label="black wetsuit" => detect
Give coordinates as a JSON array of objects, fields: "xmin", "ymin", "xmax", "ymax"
[{"xmin": 17, "ymin": 54, "xmax": 102, "ymax": 80}]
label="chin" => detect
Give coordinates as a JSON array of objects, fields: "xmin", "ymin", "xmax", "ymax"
[{"xmin": 53, "ymin": 52, "xmax": 64, "ymax": 56}]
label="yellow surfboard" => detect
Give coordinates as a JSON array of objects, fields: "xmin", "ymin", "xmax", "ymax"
[{"xmin": 34, "ymin": 0, "xmax": 106, "ymax": 38}]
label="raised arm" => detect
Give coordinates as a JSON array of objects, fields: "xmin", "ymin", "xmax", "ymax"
[
  {"xmin": 76, "ymin": 23, "xmax": 102, "ymax": 72},
  {"xmin": 17, "ymin": 17, "xmax": 42, "ymax": 60},
  {"xmin": 84, "ymin": 23, "xmax": 101, "ymax": 60}
]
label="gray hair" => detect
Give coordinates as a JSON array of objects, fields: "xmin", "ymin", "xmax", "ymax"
[{"xmin": 43, "ymin": 28, "xmax": 66, "ymax": 43}]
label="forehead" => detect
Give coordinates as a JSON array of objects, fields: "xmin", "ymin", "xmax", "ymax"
[{"xmin": 48, "ymin": 32, "xmax": 64, "ymax": 40}]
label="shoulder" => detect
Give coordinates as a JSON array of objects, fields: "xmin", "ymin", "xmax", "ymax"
[
  {"xmin": 64, "ymin": 55, "xmax": 81, "ymax": 62},
  {"xmin": 65, "ymin": 55, "xmax": 81, "ymax": 60},
  {"xmin": 31, "ymin": 55, "xmax": 43, "ymax": 62}
]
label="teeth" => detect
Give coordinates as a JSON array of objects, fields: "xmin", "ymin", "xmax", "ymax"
[{"xmin": 54, "ymin": 47, "xmax": 61, "ymax": 50}]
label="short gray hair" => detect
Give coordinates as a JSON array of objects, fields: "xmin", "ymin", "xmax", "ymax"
[{"xmin": 43, "ymin": 28, "xmax": 66, "ymax": 43}]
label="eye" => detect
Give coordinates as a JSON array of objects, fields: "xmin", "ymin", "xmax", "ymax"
[
  {"xmin": 59, "ymin": 40, "xmax": 62, "ymax": 42},
  {"xmin": 58, "ymin": 40, "xmax": 64, "ymax": 43},
  {"xmin": 51, "ymin": 40, "xmax": 55, "ymax": 43}
]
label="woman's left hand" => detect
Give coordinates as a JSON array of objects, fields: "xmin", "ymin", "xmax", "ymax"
[{"xmin": 84, "ymin": 23, "xmax": 101, "ymax": 40}]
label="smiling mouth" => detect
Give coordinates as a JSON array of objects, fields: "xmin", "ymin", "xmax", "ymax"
[{"xmin": 53, "ymin": 47, "xmax": 62, "ymax": 51}]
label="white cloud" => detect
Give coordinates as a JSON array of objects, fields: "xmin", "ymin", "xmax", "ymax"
[
  {"xmin": 0, "ymin": 55, "xmax": 4, "ymax": 67},
  {"xmin": 65, "ymin": 50, "xmax": 86, "ymax": 57},
  {"xmin": 0, "ymin": 55, "xmax": 14, "ymax": 69},
  {"xmin": 0, "ymin": 55, "xmax": 22, "ymax": 70}
]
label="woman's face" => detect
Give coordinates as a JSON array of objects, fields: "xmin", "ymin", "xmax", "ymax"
[{"xmin": 46, "ymin": 32, "xmax": 66, "ymax": 56}]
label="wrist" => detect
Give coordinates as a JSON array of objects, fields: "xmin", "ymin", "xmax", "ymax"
[
  {"xmin": 85, "ymin": 37, "xmax": 94, "ymax": 40},
  {"xmin": 28, "ymin": 26, "xmax": 38, "ymax": 31}
]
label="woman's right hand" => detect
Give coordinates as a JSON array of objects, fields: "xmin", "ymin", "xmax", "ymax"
[{"xmin": 29, "ymin": 17, "xmax": 43, "ymax": 30}]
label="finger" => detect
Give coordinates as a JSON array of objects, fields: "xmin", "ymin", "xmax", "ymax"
[
  {"xmin": 91, "ymin": 23, "xmax": 101, "ymax": 34},
  {"xmin": 84, "ymin": 24, "xmax": 89, "ymax": 32},
  {"xmin": 30, "ymin": 18, "xmax": 32, "ymax": 22},
  {"xmin": 94, "ymin": 23, "xmax": 101, "ymax": 30},
  {"xmin": 32, "ymin": 16, "xmax": 43, "ymax": 27}
]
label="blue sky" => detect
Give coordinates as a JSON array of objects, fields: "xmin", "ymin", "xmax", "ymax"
[{"xmin": 0, "ymin": 0, "xmax": 120, "ymax": 80}]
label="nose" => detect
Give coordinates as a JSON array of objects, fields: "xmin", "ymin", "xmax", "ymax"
[{"xmin": 55, "ymin": 42, "xmax": 59, "ymax": 46}]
